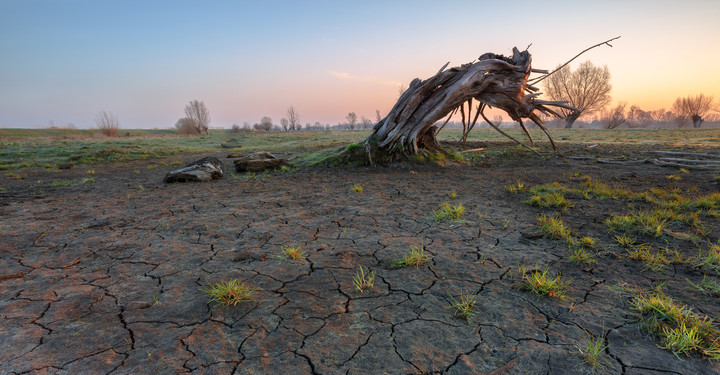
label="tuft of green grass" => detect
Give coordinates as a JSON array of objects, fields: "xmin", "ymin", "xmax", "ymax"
[
  {"xmin": 352, "ymin": 265, "xmax": 376, "ymax": 293},
  {"xmin": 626, "ymin": 245, "xmax": 682, "ymax": 272},
  {"xmin": 449, "ymin": 191, "xmax": 457, "ymax": 200},
  {"xmin": 537, "ymin": 214, "xmax": 573, "ymax": 242},
  {"xmin": 392, "ymin": 246, "xmax": 430, "ymax": 268},
  {"xmin": 687, "ymin": 274, "xmax": 720, "ymax": 297},
  {"xmin": 606, "ymin": 211, "xmax": 667, "ymax": 237},
  {"xmin": 431, "ymin": 202, "xmax": 465, "ymax": 223},
  {"xmin": 505, "ymin": 181, "xmax": 526, "ymax": 193},
  {"xmin": 280, "ymin": 245, "xmax": 306, "ymax": 261},
  {"xmin": 569, "ymin": 247, "xmax": 597, "ymax": 265},
  {"xmin": 578, "ymin": 325, "xmax": 610, "ymax": 370},
  {"xmin": 80, "ymin": 177, "xmax": 95, "ymax": 184},
  {"xmin": 526, "ymin": 191, "xmax": 573, "ymax": 210},
  {"xmin": 446, "ymin": 290, "xmax": 477, "ymax": 320},
  {"xmin": 614, "ymin": 234, "xmax": 635, "ymax": 248},
  {"xmin": 630, "ymin": 289, "xmax": 720, "ymax": 359},
  {"xmin": 519, "ymin": 265, "xmax": 569, "ymax": 299},
  {"xmin": 352, "ymin": 184, "xmax": 364, "ymax": 193},
  {"xmin": 203, "ymin": 279, "xmax": 254, "ymax": 307},
  {"xmin": 694, "ymin": 242, "xmax": 720, "ymax": 273}
]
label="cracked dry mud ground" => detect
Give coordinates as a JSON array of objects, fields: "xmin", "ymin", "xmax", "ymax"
[{"xmin": 1, "ymin": 144, "xmax": 720, "ymax": 374}]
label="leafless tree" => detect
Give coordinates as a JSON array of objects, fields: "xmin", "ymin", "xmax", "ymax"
[
  {"xmin": 286, "ymin": 106, "xmax": 300, "ymax": 131},
  {"xmin": 626, "ymin": 105, "xmax": 654, "ymax": 128},
  {"xmin": 346, "ymin": 112, "xmax": 357, "ymax": 130},
  {"xmin": 672, "ymin": 94, "xmax": 715, "ymax": 128},
  {"xmin": 543, "ymin": 61, "xmax": 612, "ymax": 128},
  {"xmin": 231, "ymin": 123, "xmax": 241, "ymax": 133},
  {"xmin": 255, "ymin": 116, "xmax": 273, "ymax": 131},
  {"xmin": 280, "ymin": 118, "xmax": 289, "ymax": 131},
  {"xmin": 375, "ymin": 109, "xmax": 382, "ymax": 123},
  {"xmin": 95, "ymin": 110, "xmax": 119, "ymax": 136},
  {"xmin": 175, "ymin": 117, "xmax": 198, "ymax": 134},
  {"xmin": 184, "ymin": 100, "xmax": 210, "ymax": 134},
  {"xmin": 361, "ymin": 116, "xmax": 373, "ymax": 129},
  {"xmin": 600, "ymin": 102, "xmax": 626, "ymax": 129}
]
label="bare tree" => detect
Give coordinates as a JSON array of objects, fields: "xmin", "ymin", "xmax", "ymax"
[
  {"xmin": 375, "ymin": 109, "xmax": 382, "ymax": 123},
  {"xmin": 543, "ymin": 61, "xmax": 612, "ymax": 128},
  {"xmin": 255, "ymin": 116, "xmax": 273, "ymax": 131},
  {"xmin": 346, "ymin": 112, "xmax": 357, "ymax": 130},
  {"xmin": 626, "ymin": 105, "xmax": 654, "ymax": 128},
  {"xmin": 280, "ymin": 118, "xmax": 289, "ymax": 131},
  {"xmin": 600, "ymin": 102, "xmax": 626, "ymax": 129},
  {"xmin": 175, "ymin": 117, "xmax": 198, "ymax": 134},
  {"xmin": 95, "ymin": 110, "xmax": 119, "ymax": 136},
  {"xmin": 672, "ymin": 94, "xmax": 715, "ymax": 128},
  {"xmin": 360, "ymin": 116, "xmax": 373, "ymax": 129},
  {"xmin": 184, "ymin": 100, "xmax": 210, "ymax": 134},
  {"xmin": 286, "ymin": 106, "xmax": 300, "ymax": 131}
]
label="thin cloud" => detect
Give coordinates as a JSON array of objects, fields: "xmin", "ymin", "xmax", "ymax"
[{"xmin": 327, "ymin": 70, "xmax": 402, "ymax": 87}]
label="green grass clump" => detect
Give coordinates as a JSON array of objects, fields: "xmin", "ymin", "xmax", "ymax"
[
  {"xmin": 578, "ymin": 326, "xmax": 610, "ymax": 370},
  {"xmin": 687, "ymin": 274, "xmax": 720, "ymax": 297},
  {"xmin": 505, "ymin": 181, "xmax": 526, "ymax": 194},
  {"xmin": 537, "ymin": 214, "xmax": 573, "ymax": 242},
  {"xmin": 626, "ymin": 246, "xmax": 681, "ymax": 272},
  {"xmin": 392, "ymin": 246, "xmax": 430, "ymax": 268},
  {"xmin": 519, "ymin": 266, "xmax": 569, "ymax": 299},
  {"xmin": 446, "ymin": 290, "xmax": 477, "ymax": 320},
  {"xmin": 526, "ymin": 191, "xmax": 573, "ymax": 210},
  {"xmin": 606, "ymin": 211, "xmax": 667, "ymax": 237},
  {"xmin": 569, "ymin": 247, "xmax": 597, "ymax": 265},
  {"xmin": 630, "ymin": 289, "xmax": 720, "ymax": 358},
  {"xmin": 694, "ymin": 242, "xmax": 720, "ymax": 273},
  {"xmin": 203, "ymin": 279, "xmax": 254, "ymax": 307},
  {"xmin": 352, "ymin": 184, "xmax": 364, "ymax": 193},
  {"xmin": 353, "ymin": 265, "xmax": 376, "ymax": 293},
  {"xmin": 431, "ymin": 202, "xmax": 465, "ymax": 223},
  {"xmin": 279, "ymin": 245, "xmax": 306, "ymax": 261}
]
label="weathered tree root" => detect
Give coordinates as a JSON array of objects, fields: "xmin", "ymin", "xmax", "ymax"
[{"xmin": 342, "ymin": 48, "xmax": 580, "ymax": 166}]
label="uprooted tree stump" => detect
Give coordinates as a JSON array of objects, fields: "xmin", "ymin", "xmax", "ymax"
[
  {"xmin": 338, "ymin": 47, "xmax": 578, "ymax": 165},
  {"xmin": 234, "ymin": 152, "xmax": 286, "ymax": 172}
]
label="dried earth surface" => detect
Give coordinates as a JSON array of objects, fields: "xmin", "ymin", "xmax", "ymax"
[{"xmin": 2, "ymin": 140, "xmax": 720, "ymax": 374}]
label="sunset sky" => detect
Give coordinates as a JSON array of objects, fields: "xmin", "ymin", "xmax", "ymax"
[{"xmin": 1, "ymin": 0, "xmax": 719, "ymax": 129}]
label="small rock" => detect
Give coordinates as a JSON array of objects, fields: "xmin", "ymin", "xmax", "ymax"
[
  {"xmin": 164, "ymin": 157, "xmax": 224, "ymax": 183},
  {"xmin": 58, "ymin": 163, "xmax": 74, "ymax": 170}
]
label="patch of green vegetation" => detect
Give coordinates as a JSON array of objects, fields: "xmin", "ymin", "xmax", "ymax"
[
  {"xmin": 687, "ymin": 275, "xmax": 720, "ymax": 297},
  {"xmin": 630, "ymin": 287, "xmax": 720, "ymax": 359},
  {"xmin": 694, "ymin": 242, "xmax": 720, "ymax": 273},
  {"xmin": 391, "ymin": 246, "xmax": 430, "ymax": 269},
  {"xmin": 446, "ymin": 289, "xmax": 477, "ymax": 320},
  {"xmin": 279, "ymin": 245, "xmax": 306, "ymax": 261},
  {"xmin": 518, "ymin": 265, "xmax": 569, "ymax": 299},
  {"xmin": 430, "ymin": 202, "xmax": 466, "ymax": 223},
  {"xmin": 614, "ymin": 233, "xmax": 635, "ymax": 248},
  {"xmin": 352, "ymin": 265, "xmax": 376, "ymax": 293},
  {"xmin": 526, "ymin": 191, "xmax": 573, "ymax": 210},
  {"xmin": 505, "ymin": 180, "xmax": 526, "ymax": 194},
  {"xmin": 578, "ymin": 325, "xmax": 610, "ymax": 370},
  {"xmin": 606, "ymin": 211, "xmax": 667, "ymax": 237},
  {"xmin": 537, "ymin": 214, "xmax": 573, "ymax": 242},
  {"xmin": 352, "ymin": 184, "xmax": 364, "ymax": 193},
  {"xmin": 203, "ymin": 279, "xmax": 255, "ymax": 307},
  {"xmin": 569, "ymin": 247, "xmax": 597, "ymax": 265},
  {"xmin": 626, "ymin": 245, "xmax": 682, "ymax": 272}
]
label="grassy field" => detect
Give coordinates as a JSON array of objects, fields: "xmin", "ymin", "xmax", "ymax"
[{"xmin": 2, "ymin": 127, "xmax": 720, "ymax": 171}]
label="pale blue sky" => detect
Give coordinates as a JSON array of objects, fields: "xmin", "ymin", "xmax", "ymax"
[{"xmin": 1, "ymin": 0, "xmax": 718, "ymax": 128}]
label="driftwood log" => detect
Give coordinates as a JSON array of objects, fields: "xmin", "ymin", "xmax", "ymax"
[{"xmin": 343, "ymin": 48, "xmax": 578, "ymax": 165}]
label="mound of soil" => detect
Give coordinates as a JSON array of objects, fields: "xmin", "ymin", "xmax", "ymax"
[{"xmin": 1, "ymin": 142, "xmax": 719, "ymax": 374}]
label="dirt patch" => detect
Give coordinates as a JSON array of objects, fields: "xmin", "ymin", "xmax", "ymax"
[{"xmin": 1, "ymin": 142, "xmax": 719, "ymax": 374}]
